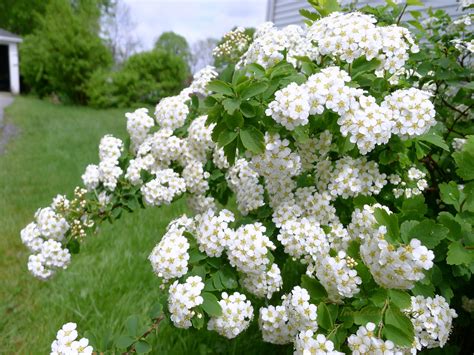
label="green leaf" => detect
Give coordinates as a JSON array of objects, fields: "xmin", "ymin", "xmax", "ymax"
[
  {"xmin": 222, "ymin": 98, "xmax": 241, "ymax": 115},
  {"xmin": 301, "ymin": 275, "xmax": 328, "ymax": 302},
  {"xmin": 207, "ymin": 80, "xmax": 233, "ymax": 96},
  {"xmin": 201, "ymin": 292, "xmax": 222, "ymax": 317},
  {"xmin": 383, "ymin": 324, "xmax": 414, "ymax": 347},
  {"xmin": 148, "ymin": 303, "xmax": 163, "ymax": 319},
  {"xmin": 369, "ymin": 289, "xmax": 388, "ymax": 307},
  {"xmin": 135, "ymin": 340, "xmax": 152, "ymax": 354},
  {"xmin": 317, "ymin": 303, "xmax": 334, "ymax": 330},
  {"xmin": 246, "ymin": 63, "xmax": 265, "ymax": 77},
  {"xmin": 384, "ymin": 305, "xmax": 415, "ymax": 347},
  {"xmin": 218, "ymin": 130, "xmax": 238, "ymax": 148},
  {"xmin": 189, "ymin": 248, "xmax": 207, "ymax": 263},
  {"xmin": 374, "ymin": 208, "xmax": 399, "ymax": 243},
  {"xmin": 299, "ymin": 8, "xmax": 320, "ymax": 21},
  {"xmin": 407, "ymin": 0, "xmax": 423, "ymax": 6},
  {"xmin": 438, "ymin": 212, "xmax": 462, "ymax": 241},
  {"xmin": 388, "ymin": 290, "xmax": 411, "ymax": 310},
  {"xmin": 218, "ymin": 267, "xmax": 238, "ymax": 289},
  {"xmin": 240, "ymin": 102, "xmax": 256, "ymax": 117},
  {"xmin": 191, "ymin": 312, "xmax": 205, "ymax": 329},
  {"xmin": 439, "ymin": 182, "xmax": 461, "ymax": 211},
  {"xmin": 406, "ymin": 219, "xmax": 448, "ymax": 248},
  {"xmin": 453, "ymin": 137, "xmax": 474, "ymax": 180},
  {"xmin": 353, "ymin": 306, "xmax": 382, "ymax": 325},
  {"xmin": 240, "ymin": 126, "xmax": 265, "ymax": 154},
  {"xmin": 126, "ymin": 315, "xmax": 140, "ymax": 337},
  {"xmin": 400, "ymin": 196, "xmax": 427, "ymax": 221},
  {"xmin": 417, "ymin": 132, "xmax": 449, "ymax": 151},
  {"xmin": 241, "ymin": 82, "xmax": 269, "ymax": 100},
  {"xmin": 352, "ymin": 57, "xmax": 381, "ymax": 78},
  {"xmin": 224, "ymin": 111, "xmax": 244, "ymax": 130},
  {"xmin": 446, "ymin": 240, "xmax": 474, "ymax": 266},
  {"xmin": 400, "ymin": 220, "xmax": 419, "ymax": 244},
  {"xmin": 115, "ymin": 335, "xmax": 135, "ymax": 349}
]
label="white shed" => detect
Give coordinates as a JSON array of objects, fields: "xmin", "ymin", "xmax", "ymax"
[{"xmin": 0, "ymin": 28, "xmax": 22, "ymax": 94}]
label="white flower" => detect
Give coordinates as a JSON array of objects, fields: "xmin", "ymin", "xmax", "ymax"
[{"xmin": 168, "ymin": 276, "xmax": 205, "ymax": 328}]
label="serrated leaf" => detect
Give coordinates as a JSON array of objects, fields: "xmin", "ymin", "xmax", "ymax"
[
  {"xmin": 135, "ymin": 340, "xmax": 151, "ymax": 354},
  {"xmin": 407, "ymin": 0, "xmax": 423, "ymax": 6},
  {"xmin": 218, "ymin": 130, "xmax": 238, "ymax": 148},
  {"xmin": 240, "ymin": 126, "xmax": 265, "ymax": 154},
  {"xmin": 148, "ymin": 303, "xmax": 163, "ymax": 319},
  {"xmin": 317, "ymin": 303, "xmax": 334, "ymax": 330},
  {"xmin": 222, "ymin": 98, "xmax": 241, "ymax": 115},
  {"xmin": 353, "ymin": 306, "xmax": 382, "ymax": 325},
  {"xmin": 374, "ymin": 208, "xmax": 399, "ymax": 243},
  {"xmin": 189, "ymin": 248, "xmax": 207, "ymax": 263},
  {"xmin": 417, "ymin": 131, "xmax": 449, "ymax": 151},
  {"xmin": 126, "ymin": 315, "xmax": 140, "ymax": 337},
  {"xmin": 207, "ymin": 80, "xmax": 233, "ymax": 96},
  {"xmin": 115, "ymin": 335, "xmax": 135, "ymax": 349},
  {"xmin": 201, "ymin": 292, "xmax": 222, "ymax": 317},
  {"xmin": 400, "ymin": 220, "xmax": 419, "ymax": 244},
  {"xmin": 446, "ymin": 240, "xmax": 474, "ymax": 265},
  {"xmin": 352, "ymin": 57, "xmax": 381, "ymax": 78},
  {"xmin": 241, "ymin": 82, "xmax": 269, "ymax": 100},
  {"xmin": 388, "ymin": 290, "xmax": 411, "ymax": 310},
  {"xmin": 241, "ymin": 102, "xmax": 256, "ymax": 117},
  {"xmin": 406, "ymin": 219, "xmax": 448, "ymax": 248},
  {"xmin": 439, "ymin": 182, "xmax": 461, "ymax": 211},
  {"xmin": 383, "ymin": 324, "xmax": 413, "ymax": 347},
  {"xmin": 301, "ymin": 275, "xmax": 328, "ymax": 302},
  {"xmin": 384, "ymin": 305, "xmax": 414, "ymax": 347}
]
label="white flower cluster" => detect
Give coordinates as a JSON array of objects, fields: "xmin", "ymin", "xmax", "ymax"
[
  {"xmin": 22, "ymin": 205, "xmax": 71, "ymax": 280},
  {"xmin": 296, "ymin": 130, "xmax": 332, "ymax": 170},
  {"xmin": 383, "ymin": 88, "xmax": 436, "ymax": 139},
  {"xmin": 51, "ymin": 322, "xmax": 93, "ymax": 355},
  {"xmin": 452, "ymin": 38, "xmax": 474, "ymax": 53},
  {"xmin": 226, "ymin": 158, "xmax": 265, "ymax": 215},
  {"xmin": 316, "ymin": 156, "xmax": 386, "ymax": 199},
  {"xmin": 240, "ymin": 263, "xmax": 283, "ymax": 299},
  {"xmin": 389, "ymin": 167, "xmax": 428, "ymax": 198},
  {"xmin": 240, "ymin": 22, "xmax": 319, "ymax": 69},
  {"xmin": 140, "ymin": 169, "xmax": 186, "ymax": 206},
  {"xmin": 81, "ymin": 135, "xmax": 123, "ymax": 191},
  {"xmin": 168, "ymin": 275, "xmax": 205, "ymax": 328},
  {"xmin": 194, "ymin": 209, "xmax": 234, "ymax": 257},
  {"xmin": 309, "ymin": 250, "xmax": 361, "ymax": 302},
  {"xmin": 361, "ymin": 230, "xmax": 434, "ymax": 289},
  {"xmin": 213, "ymin": 27, "xmax": 252, "ymax": 60},
  {"xmin": 408, "ymin": 295, "xmax": 458, "ymax": 349},
  {"xmin": 347, "ymin": 323, "xmax": 402, "ymax": 354},
  {"xmin": 155, "ymin": 94, "xmax": 190, "ymax": 130},
  {"xmin": 126, "ymin": 108, "xmax": 155, "ymax": 151},
  {"xmin": 227, "ymin": 223, "xmax": 275, "ymax": 275},
  {"xmin": 207, "ymin": 292, "xmax": 254, "ymax": 339},
  {"xmin": 265, "ymin": 83, "xmax": 310, "ymax": 130},
  {"xmin": 308, "ymin": 12, "xmax": 418, "ymax": 73},
  {"xmin": 295, "ymin": 331, "xmax": 343, "ymax": 355},
  {"xmin": 149, "ymin": 218, "xmax": 191, "ymax": 282},
  {"xmin": 188, "ymin": 65, "xmax": 218, "ymax": 97},
  {"xmin": 259, "ymin": 286, "xmax": 318, "ymax": 345}
]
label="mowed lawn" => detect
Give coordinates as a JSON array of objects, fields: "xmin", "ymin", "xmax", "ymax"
[{"xmin": 0, "ymin": 97, "xmax": 284, "ymax": 354}]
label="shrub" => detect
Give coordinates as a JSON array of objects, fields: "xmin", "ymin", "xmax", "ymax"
[
  {"xmin": 86, "ymin": 49, "xmax": 189, "ymax": 108},
  {"xmin": 19, "ymin": 0, "xmax": 112, "ymax": 103},
  {"xmin": 20, "ymin": 0, "xmax": 474, "ymax": 354}
]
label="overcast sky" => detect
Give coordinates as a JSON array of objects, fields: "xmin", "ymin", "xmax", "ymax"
[{"xmin": 123, "ymin": 0, "xmax": 268, "ymax": 49}]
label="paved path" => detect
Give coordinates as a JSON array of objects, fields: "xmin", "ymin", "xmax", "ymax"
[{"xmin": 0, "ymin": 92, "xmax": 17, "ymax": 154}]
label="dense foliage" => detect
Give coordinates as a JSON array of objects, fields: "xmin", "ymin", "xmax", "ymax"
[
  {"xmin": 20, "ymin": 0, "xmax": 473, "ymax": 354},
  {"xmin": 19, "ymin": 0, "xmax": 112, "ymax": 103},
  {"xmin": 86, "ymin": 49, "xmax": 189, "ymax": 108}
]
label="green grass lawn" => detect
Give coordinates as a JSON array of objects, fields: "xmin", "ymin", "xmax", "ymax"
[{"xmin": 0, "ymin": 97, "xmax": 284, "ymax": 354}]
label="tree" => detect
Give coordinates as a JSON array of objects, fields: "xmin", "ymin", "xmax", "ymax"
[
  {"xmin": 101, "ymin": 0, "xmax": 140, "ymax": 64},
  {"xmin": 0, "ymin": 0, "xmax": 48, "ymax": 35},
  {"xmin": 20, "ymin": 0, "xmax": 112, "ymax": 103},
  {"xmin": 155, "ymin": 32, "xmax": 190, "ymax": 59},
  {"xmin": 189, "ymin": 37, "xmax": 218, "ymax": 73}
]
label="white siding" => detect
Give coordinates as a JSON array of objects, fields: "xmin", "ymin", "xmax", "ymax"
[{"xmin": 267, "ymin": 0, "xmax": 462, "ymax": 27}]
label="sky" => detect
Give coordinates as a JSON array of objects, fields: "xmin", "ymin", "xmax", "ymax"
[{"xmin": 123, "ymin": 0, "xmax": 268, "ymax": 49}]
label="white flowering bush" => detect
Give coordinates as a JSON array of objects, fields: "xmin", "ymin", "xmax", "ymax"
[{"xmin": 21, "ymin": 0, "xmax": 474, "ymax": 353}]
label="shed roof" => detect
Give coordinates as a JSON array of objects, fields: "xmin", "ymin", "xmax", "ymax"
[{"xmin": 0, "ymin": 28, "xmax": 22, "ymax": 43}]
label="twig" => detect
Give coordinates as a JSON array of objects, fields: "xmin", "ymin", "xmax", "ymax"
[
  {"xmin": 396, "ymin": 4, "xmax": 408, "ymax": 25},
  {"xmin": 124, "ymin": 316, "xmax": 164, "ymax": 354}
]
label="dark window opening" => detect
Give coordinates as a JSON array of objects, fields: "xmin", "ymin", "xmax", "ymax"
[{"xmin": 0, "ymin": 45, "xmax": 10, "ymax": 92}]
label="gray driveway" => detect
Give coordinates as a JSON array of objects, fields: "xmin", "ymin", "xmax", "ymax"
[
  {"xmin": 0, "ymin": 92, "xmax": 16, "ymax": 154},
  {"xmin": 0, "ymin": 92, "xmax": 14, "ymax": 126}
]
